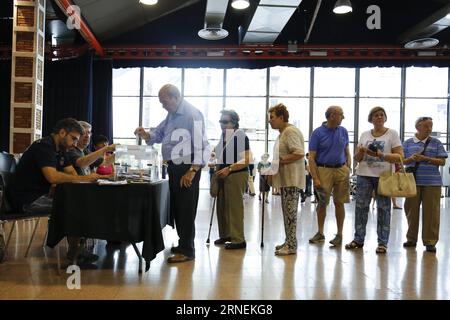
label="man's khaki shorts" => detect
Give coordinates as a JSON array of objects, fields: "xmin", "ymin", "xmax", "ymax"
[{"xmin": 317, "ymin": 166, "xmax": 350, "ymax": 206}]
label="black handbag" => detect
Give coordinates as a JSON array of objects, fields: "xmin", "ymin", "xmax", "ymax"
[{"xmin": 405, "ymin": 137, "xmax": 431, "ymax": 176}]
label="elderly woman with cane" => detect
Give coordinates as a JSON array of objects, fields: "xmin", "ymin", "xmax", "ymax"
[
  {"xmin": 267, "ymin": 103, "xmax": 305, "ymax": 256},
  {"xmin": 213, "ymin": 110, "xmax": 252, "ymax": 250}
]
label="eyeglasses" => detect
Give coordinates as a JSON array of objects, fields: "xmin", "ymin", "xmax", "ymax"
[
  {"xmin": 68, "ymin": 134, "xmax": 79, "ymax": 143},
  {"xmin": 219, "ymin": 120, "xmax": 231, "ymax": 124}
]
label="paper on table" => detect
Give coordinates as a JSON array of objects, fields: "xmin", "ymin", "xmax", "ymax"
[{"xmin": 97, "ymin": 179, "xmax": 128, "ymax": 185}]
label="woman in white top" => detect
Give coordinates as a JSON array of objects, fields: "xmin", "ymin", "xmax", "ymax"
[
  {"xmin": 345, "ymin": 106, "xmax": 403, "ymax": 254},
  {"xmin": 268, "ymin": 103, "xmax": 305, "ymax": 256}
]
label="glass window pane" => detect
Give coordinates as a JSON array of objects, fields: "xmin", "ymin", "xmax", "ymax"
[
  {"xmin": 405, "ymin": 67, "xmax": 448, "ymax": 97},
  {"xmin": 143, "ymin": 67, "xmax": 182, "ymax": 96},
  {"xmin": 312, "ymin": 98, "xmax": 355, "ymax": 142},
  {"xmin": 226, "ymin": 69, "xmax": 266, "ymax": 96},
  {"xmin": 270, "ymin": 67, "xmax": 310, "ymax": 96},
  {"xmin": 113, "ymin": 68, "xmax": 140, "ymax": 96},
  {"xmin": 184, "ymin": 68, "xmax": 223, "ymax": 96},
  {"xmin": 142, "ymin": 97, "xmax": 168, "ymax": 129},
  {"xmin": 358, "ymin": 98, "xmax": 401, "ymax": 136},
  {"xmin": 225, "ymin": 98, "xmax": 267, "ymax": 142},
  {"xmin": 185, "ymin": 97, "xmax": 223, "ymax": 141},
  {"xmin": 404, "ymin": 99, "xmax": 448, "ymax": 142},
  {"xmin": 314, "ymin": 68, "xmax": 355, "ymax": 97},
  {"xmin": 113, "ymin": 97, "xmax": 139, "ymax": 138},
  {"xmin": 268, "ymin": 98, "xmax": 310, "ymax": 141},
  {"xmin": 360, "ymin": 67, "xmax": 401, "ymax": 97},
  {"xmin": 112, "ymin": 138, "xmax": 137, "ymax": 145}
]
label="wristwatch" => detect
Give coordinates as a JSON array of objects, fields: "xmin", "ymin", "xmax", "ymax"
[
  {"xmin": 189, "ymin": 167, "xmax": 198, "ymax": 173},
  {"xmin": 228, "ymin": 165, "xmax": 233, "ymax": 172}
]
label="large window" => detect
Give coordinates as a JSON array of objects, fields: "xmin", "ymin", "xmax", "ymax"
[
  {"xmin": 359, "ymin": 68, "xmax": 402, "ymax": 137},
  {"xmin": 112, "ymin": 65, "xmax": 449, "ymax": 188},
  {"xmin": 112, "ymin": 68, "xmax": 140, "ymax": 145},
  {"xmin": 405, "ymin": 67, "xmax": 448, "ymax": 143}
]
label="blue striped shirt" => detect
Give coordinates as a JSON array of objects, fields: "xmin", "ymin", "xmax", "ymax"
[
  {"xmin": 146, "ymin": 99, "xmax": 209, "ymax": 165},
  {"xmin": 403, "ymin": 136, "xmax": 447, "ymax": 186}
]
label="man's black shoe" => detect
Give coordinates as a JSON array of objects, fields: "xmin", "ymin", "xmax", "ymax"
[{"xmin": 171, "ymin": 246, "xmax": 182, "ymax": 254}]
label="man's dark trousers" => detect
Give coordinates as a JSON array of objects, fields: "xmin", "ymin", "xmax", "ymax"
[{"xmin": 167, "ymin": 162, "xmax": 201, "ymax": 258}]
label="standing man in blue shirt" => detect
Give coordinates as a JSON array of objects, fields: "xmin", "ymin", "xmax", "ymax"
[
  {"xmin": 135, "ymin": 84, "xmax": 209, "ymax": 263},
  {"xmin": 308, "ymin": 106, "xmax": 351, "ymax": 247}
]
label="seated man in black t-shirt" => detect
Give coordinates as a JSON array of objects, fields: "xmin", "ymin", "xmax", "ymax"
[{"xmin": 10, "ymin": 118, "xmax": 104, "ymax": 264}]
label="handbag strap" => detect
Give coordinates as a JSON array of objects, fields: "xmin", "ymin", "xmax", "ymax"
[{"xmin": 412, "ymin": 137, "xmax": 431, "ymax": 173}]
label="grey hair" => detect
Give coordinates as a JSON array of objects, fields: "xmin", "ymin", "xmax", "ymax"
[
  {"xmin": 159, "ymin": 84, "xmax": 181, "ymax": 99},
  {"xmin": 78, "ymin": 121, "xmax": 92, "ymax": 131},
  {"xmin": 325, "ymin": 106, "xmax": 341, "ymax": 119},
  {"xmin": 221, "ymin": 109, "xmax": 240, "ymax": 128}
]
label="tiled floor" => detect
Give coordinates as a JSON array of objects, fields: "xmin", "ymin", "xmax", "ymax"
[{"xmin": 1, "ymin": 190, "xmax": 449, "ymax": 300}]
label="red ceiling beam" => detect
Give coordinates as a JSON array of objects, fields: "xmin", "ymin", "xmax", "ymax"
[
  {"xmin": 53, "ymin": 0, "xmax": 104, "ymax": 56},
  {"xmin": 97, "ymin": 44, "xmax": 450, "ymax": 61}
]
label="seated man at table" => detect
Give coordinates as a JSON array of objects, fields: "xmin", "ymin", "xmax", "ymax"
[
  {"xmin": 67, "ymin": 121, "xmax": 115, "ymax": 176},
  {"xmin": 9, "ymin": 118, "xmax": 104, "ymax": 264}
]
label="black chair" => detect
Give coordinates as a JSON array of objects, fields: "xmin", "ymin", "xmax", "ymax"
[
  {"xmin": 0, "ymin": 152, "xmax": 15, "ymax": 173},
  {"xmin": 0, "ymin": 171, "xmax": 50, "ymax": 259}
]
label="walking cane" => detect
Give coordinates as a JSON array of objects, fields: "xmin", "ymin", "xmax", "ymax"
[
  {"xmin": 206, "ymin": 197, "xmax": 216, "ymax": 245},
  {"xmin": 260, "ymin": 191, "xmax": 265, "ymax": 248}
]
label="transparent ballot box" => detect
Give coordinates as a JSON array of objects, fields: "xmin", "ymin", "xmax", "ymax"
[{"xmin": 114, "ymin": 145, "xmax": 161, "ymax": 182}]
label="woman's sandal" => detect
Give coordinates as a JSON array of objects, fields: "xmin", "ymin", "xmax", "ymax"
[
  {"xmin": 345, "ymin": 240, "xmax": 364, "ymax": 250},
  {"xmin": 376, "ymin": 245, "xmax": 387, "ymax": 254}
]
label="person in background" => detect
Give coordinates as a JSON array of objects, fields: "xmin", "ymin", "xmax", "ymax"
[
  {"xmin": 67, "ymin": 121, "xmax": 115, "ymax": 176},
  {"xmin": 214, "ymin": 110, "xmax": 252, "ymax": 250},
  {"xmin": 92, "ymin": 135, "xmax": 114, "ymax": 175},
  {"xmin": 308, "ymin": 106, "xmax": 351, "ymax": 247},
  {"xmin": 345, "ymin": 106, "xmax": 403, "ymax": 254},
  {"xmin": 135, "ymin": 84, "xmax": 209, "ymax": 263},
  {"xmin": 257, "ymin": 153, "xmax": 271, "ymax": 203},
  {"xmin": 402, "ymin": 116, "xmax": 447, "ymax": 253},
  {"xmin": 208, "ymin": 151, "xmax": 217, "ymax": 183},
  {"xmin": 246, "ymin": 161, "xmax": 256, "ymax": 197},
  {"xmin": 267, "ymin": 103, "xmax": 305, "ymax": 256}
]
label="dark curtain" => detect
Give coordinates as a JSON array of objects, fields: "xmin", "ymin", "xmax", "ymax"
[
  {"xmin": 91, "ymin": 59, "xmax": 113, "ymax": 141},
  {"xmin": 0, "ymin": 59, "xmax": 11, "ymax": 152},
  {"xmin": 42, "ymin": 52, "xmax": 113, "ymax": 141},
  {"xmin": 43, "ymin": 51, "xmax": 93, "ymax": 135}
]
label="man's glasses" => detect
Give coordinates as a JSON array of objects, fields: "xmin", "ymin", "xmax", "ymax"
[
  {"xmin": 219, "ymin": 120, "xmax": 231, "ymax": 124},
  {"xmin": 68, "ymin": 134, "xmax": 79, "ymax": 143}
]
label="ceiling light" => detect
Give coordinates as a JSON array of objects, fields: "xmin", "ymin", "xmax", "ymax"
[
  {"xmin": 139, "ymin": 0, "xmax": 158, "ymax": 5},
  {"xmin": 231, "ymin": 0, "xmax": 250, "ymax": 10},
  {"xmin": 198, "ymin": 28, "xmax": 229, "ymax": 40},
  {"xmin": 333, "ymin": 0, "xmax": 352, "ymax": 14},
  {"xmin": 404, "ymin": 38, "xmax": 439, "ymax": 49}
]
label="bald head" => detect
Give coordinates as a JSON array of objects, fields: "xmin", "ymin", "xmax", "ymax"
[
  {"xmin": 158, "ymin": 84, "xmax": 181, "ymax": 113},
  {"xmin": 159, "ymin": 84, "xmax": 181, "ymax": 99},
  {"xmin": 325, "ymin": 106, "xmax": 342, "ymax": 119},
  {"xmin": 325, "ymin": 105, "xmax": 344, "ymax": 127}
]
